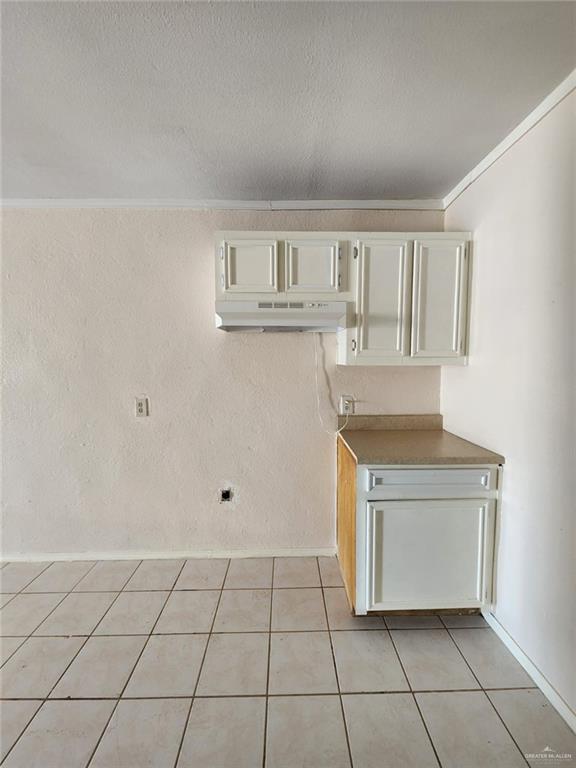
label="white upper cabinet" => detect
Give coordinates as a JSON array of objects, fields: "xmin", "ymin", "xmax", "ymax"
[
  {"xmin": 411, "ymin": 239, "xmax": 468, "ymax": 358},
  {"xmin": 354, "ymin": 239, "xmax": 412, "ymax": 361},
  {"xmin": 221, "ymin": 239, "xmax": 279, "ymax": 293},
  {"xmin": 285, "ymin": 239, "xmax": 342, "ymax": 293}
]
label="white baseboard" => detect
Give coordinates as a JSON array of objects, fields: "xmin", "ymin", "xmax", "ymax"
[
  {"xmin": 0, "ymin": 546, "xmax": 337, "ymax": 563},
  {"xmin": 481, "ymin": 609, "xmax": 576, "ymax": 734}
]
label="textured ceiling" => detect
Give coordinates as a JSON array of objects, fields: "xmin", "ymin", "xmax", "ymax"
[{"xmin": 2, "ymin": 1, "xmax": 575, "ymax": 201}]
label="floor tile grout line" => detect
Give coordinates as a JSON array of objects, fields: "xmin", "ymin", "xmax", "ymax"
[
  {"xmin": 387, "ymin": 624, "xmax": 443, "ymax": 768},
  {"xmin": 0, "ymin": 685, "xmax": 541, "ymax": 702},
  {"xmin": 444, "ymin": 627, "xmax": 532, "ymax": 767},
  {"xmin": 171, "ymin": 557, "xmax": 232, "ymax": 768},
  {"xmin": 3, "ymin": 584, "xmax": 350, "ymax": 595},
  {"xmin": 0, "ymin": 636, "xmax": 28, "ymax": 670},
  {"xmin": 261, "ymin": 556, "xmax": 275, "ymax": 768},
  {"xmin": 318, "ymin": 561, "xmax": 354, "ymax": 768},
  {"xmin": 82, "ymin": 557, "xmax": 187, "ymax": 768}
]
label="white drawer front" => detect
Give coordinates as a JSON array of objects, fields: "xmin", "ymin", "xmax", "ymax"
[{"xmin": 365, "ymin": 467, "xmax": 496, "ymax": 499}]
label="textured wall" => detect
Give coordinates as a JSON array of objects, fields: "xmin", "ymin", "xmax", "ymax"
[
  {"xmin": 2, "ymin": 208, "xmax": 442, "ymax": 557},
  {"xmin": 442, "ymin": 93, "xmax": 576, "ymax": 712}
]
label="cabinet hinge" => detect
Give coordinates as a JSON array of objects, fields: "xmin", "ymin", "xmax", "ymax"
[
  {"xmin": 353, "ymin": 247, "xmax": 358, "ymax": 259},
  {"xmin": 338, "ymin": 247, "xmax": 342, "ymax": 260},
  {"xmin": 220, "ymin": 274, "xmax": 225, "ymax": 287},
  {"xmin": 351, "ymin": 339, "xmax": 357, "ymax": 352},
  {"xmin": 219, "ymin": 246, "xmax": 224, "ymax": 260},
  {"xmin": 338, "ymin": 274, "xmax": 342, "ymax": 288}
]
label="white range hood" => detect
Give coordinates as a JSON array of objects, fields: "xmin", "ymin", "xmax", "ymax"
[{"xmin": 215, "ymin": 300, "xmax": 347, "ymax": 332}]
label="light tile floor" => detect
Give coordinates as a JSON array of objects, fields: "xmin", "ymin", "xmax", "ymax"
[{"xmin": 0, "ymin": 557, "xmax": 575, "ymax": 767}]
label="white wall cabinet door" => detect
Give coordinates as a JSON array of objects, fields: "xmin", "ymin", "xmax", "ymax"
[
  {"xmin": 285, "ymin": 239, "xmax": 342, "ymax": 293},
  {"xmin": 354, "ymin": 239, "xmax": 412, "ymax": 362},
  {"xmin": 411, "ymin": 239, "xmax": 468, "ymax": 358},
  {"xmin": 221, "ymin": 239, "xmax": 278, "ymax": 293},
  {"xmin": 367, "ymin": 498, "xmax": 494, "ymax": 610}
]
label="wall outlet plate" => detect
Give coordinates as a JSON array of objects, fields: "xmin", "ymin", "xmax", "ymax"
[
  {"xmin": 135, "ymin": 396, "xmax": 150, "ymax": 417},
  {"xmin": 339, "ymin": 394, "xmax": 355, "ymax": 415}
]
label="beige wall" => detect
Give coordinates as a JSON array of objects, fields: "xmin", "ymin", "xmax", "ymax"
[
  {"xmin": 443, "ymin": 93, "xmax": 576, "ymax": 712},
  {"xmin": 1, "ymin": 208, "xmax": 442, "ymax": 558}
]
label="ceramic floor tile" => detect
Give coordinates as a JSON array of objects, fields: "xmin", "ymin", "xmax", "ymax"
[
  {"xmin": 90, "ymin": 698, "xmax": 190, "ymax": 768},
  {"xmin": 50, "ymin": 635, "xmax": 146, "ymax": 698},
  {"xmin": 0, "ymin": 637, "xmax": 26, "ymax": 666},
  {"xmin": 417, "ymin": 691, "xmax": 527, "ymax": 768},
  {"xmin": 213, "ymin": 589, "xmax": 271, "ymax": 632},
  {"xmin": 450, "ymin": 628, "xmax": 535, "ymax": 688},
  {"xmin": 271, "ymin": 588, "xmax": 327, "ymax": 631},
  {"xmin": 73, "ymin": 560, "xmax": 140, "ymax": 591},
  {"xmin": 324, "ymin": 588, "xmax": 384, "ymax": 630},
  {"xmin": 196, "ymin": 633, "xmax": 268, "ymax": 696},
  {"xmin": 343, "ymin": 693, "xmax": 438, "ymax": 768},
  {"xmin": 266, "ymin": 695, "xmax": 350, "ymax": 768},
  {"xmin": 23, "ymin": 561, "xmax": 95, "ymax": 593},
  {"xmin": 93, "ymin": 591, "xmax": 168, "ymax": 635},
  {"xmin": 123, "ymin": 559, "xmax": 185, "ymax": 591},
  {"xmin": 124, "ymin": 634, "xmax": 208, "ymax": 697},
  {"xmin": 273, "ymin": 557, "xmax": 321, "ymax": 587},
  {"xmin": 0, "ymin": 594, "xmax": 16, "ymax": 609},
  {"xmin": 0, "ymin": 701, "xmax": 42, "ymax": 761},
  {"xmin": 33, "ymin": 592, "xmax": 117, "ymax": 636},
  {"xmin": 385, "ymin": 614, "xmax": 444, "ymax": 629},
  {"xmin": 488, "ymin": 689, "xmax": 576, "ymax": 767},
  {"xmin": 318, "ymin": 557, "xmax": 344, "ymax": 587},
  {"xmin": 0, "ymin": 637, "xmax": 85, "ymax": 698},
  {"xmin": 174, "ymin": 558, "xmax": 229, "ymax": 590},
  {"xmin": 2, "ymin": 700, "xmax": 114, "ymax": 768},
  {"xmin": 0, "ymin": 593, "xmax": 65, "ymax": 636},
  {"xmin": 441, "ymin": 613, "xmax": 489, "ymax": 628},
  {"xmin": 269, "ymin": 632, "xmax": 338, "ymax": 695},
  {"xmin": 0, "ymin": 563, "xmax": 51, "ymax": 594},
  {"xmin": 223, "ymin": 558, "xmax": 273, "ymax": 589},
  {"xmin": 391, "ymin": 629, "xmax": 480, "ymax": 691},
  {"xmin": 177, "ymin": 697, "xmax": 265, "ymax": 768},
  {"xmin": 153, "ymin": 590, "xmax": 220, "ymax": 633},
  {"xmin": 332, "ymin": 630, "xmax": 409, "ymax": 692}
]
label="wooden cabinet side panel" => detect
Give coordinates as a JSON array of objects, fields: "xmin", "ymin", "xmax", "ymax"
[{"xmin": 337, "ymin": 437, "xmax": 357, "ymax": 608}]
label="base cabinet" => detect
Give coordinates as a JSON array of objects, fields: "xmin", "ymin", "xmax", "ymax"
[
  {"xmin": 336, "ymin": 437, "xmax": 501, "ymax": 615},
  {"xmin": 366, "ymin": 499, "xmax": 495, "ymax": 611}
]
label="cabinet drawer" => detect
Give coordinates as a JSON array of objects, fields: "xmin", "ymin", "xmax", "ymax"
[{"xmin": 365, "ymin": 467, "xmax": 496, "ymax": 499}]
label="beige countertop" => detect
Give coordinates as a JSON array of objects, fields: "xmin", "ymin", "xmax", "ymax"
[{"xmin": 339, "ymin": 416, "xmax": 504, "ymax": 465}]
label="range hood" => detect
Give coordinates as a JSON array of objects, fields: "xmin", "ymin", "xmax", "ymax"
[{"xmin": 215, "ymin": 300, "xmax": 347, "ymax": 332}]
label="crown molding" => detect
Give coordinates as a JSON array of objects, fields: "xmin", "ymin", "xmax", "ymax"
[
  {"xmin": 0, "ymin": 198, "xmax": 444, "ymax": 211},
  {"xmin": 443, "ymin": 68, "xmax": 576, "ymax": 210}
]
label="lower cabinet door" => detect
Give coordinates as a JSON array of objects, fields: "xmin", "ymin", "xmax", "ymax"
[{"xmin": 367, "ymin": 499, "xmax": 494, "ymax": 611}]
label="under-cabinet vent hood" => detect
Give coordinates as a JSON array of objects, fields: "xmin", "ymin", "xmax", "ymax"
[{"xmin": 215, "ymin": 300, "xmax": 347, "ymax": 332}]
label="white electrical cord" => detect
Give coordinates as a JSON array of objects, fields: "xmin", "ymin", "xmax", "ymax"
[{"xmin": 313, "ymin": 332, "xmax": 351, "ymax": 436}]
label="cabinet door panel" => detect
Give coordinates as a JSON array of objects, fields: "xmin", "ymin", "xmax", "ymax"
[
  {"xmin": 285, "ymin": 240, "xmax": 341, "ymax": 292},
  {"xmin": 356, "ymin": 240, "xmax": 411, "ymax": 360},
  {"xmin": 222, "ymin": 239, "xmax": 278, "ymax": 293},
  {"xmin": 367, "ymin": 499, "xmax": 493, "ymax": 610},
  {"xmin": 411, "ymin": 239, "xmax": 468, "ymax": 357}
]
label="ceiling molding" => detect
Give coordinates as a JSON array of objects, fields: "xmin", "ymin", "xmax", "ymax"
[
  {"xmin": 0, "ymin": 198, "xmax": 445, "ymax": 211},
  {"xmin": 443, "ymin": 68, "xmax": 576, "ymax": 210}
]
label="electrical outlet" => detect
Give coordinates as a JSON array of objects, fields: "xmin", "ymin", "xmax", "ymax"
[
  {"xmin": 135, "ymin": 396, "xmax": 150, "ymax": 417},
  {"xmin": 339, "ymin": 395, "xmax": 355, "ymax": 415}
]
